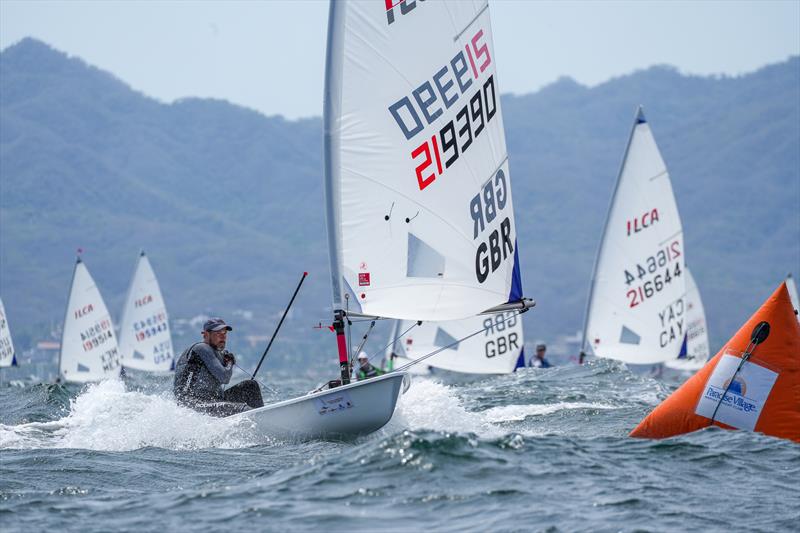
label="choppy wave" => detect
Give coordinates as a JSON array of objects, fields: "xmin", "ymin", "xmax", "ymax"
[
  {"xmin": 482, "ymin": 401, "xmax": 619, "ymax": 422},
  {"xmin": 1, "ymin": 359, "xmax": 798, "ymax": 532},
  {"xmin": 0, "ymin": 379, "xmax": 258, "ymax": 451}
]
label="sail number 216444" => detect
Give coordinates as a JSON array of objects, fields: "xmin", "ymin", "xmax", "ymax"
[{"xmin": 624, "ymin": 240, "xmax": 682, "ymax": 308}]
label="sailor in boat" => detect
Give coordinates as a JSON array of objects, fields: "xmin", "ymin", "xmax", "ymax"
[
  {"xmin": 355, "ymin": 352, "xmax": 384, "ymax": 381},
  {"xmin": 173, "ymin": 318, "xmax": 263, "ymax": 417},
  {"xmin": 529, "ymin": 344, "xmax": 552, "ymax": 368}
]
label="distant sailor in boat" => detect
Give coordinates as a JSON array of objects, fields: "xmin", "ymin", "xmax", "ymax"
[
  {"xmin": 530, "ymin": 344, "xmax": 552, "ymax": 368},
  {"xmin": 173, "ymin": 317, "xmax": 263, "ymax": 416},
  {"xmin": 356, "ymin": 352, "xmax": 384, "ymax": 381}
]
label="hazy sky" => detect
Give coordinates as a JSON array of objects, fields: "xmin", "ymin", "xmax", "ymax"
[{"xmin": 1, "ymin": 0, "xmax": 798, "ymax": 119}]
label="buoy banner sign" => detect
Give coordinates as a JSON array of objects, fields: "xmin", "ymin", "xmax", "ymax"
[{"xmin": 694, "ymin": 351, "xmax": 778, "ymax": 431}]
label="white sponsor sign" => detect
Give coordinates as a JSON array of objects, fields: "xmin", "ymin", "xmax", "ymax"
[
  {"xmin": 315, "ymin": 391, "xmax": 354, "ymax": 416},
  {"xmin": 695, "ymin": 352, "xmax": 778, "ymax": 431}
]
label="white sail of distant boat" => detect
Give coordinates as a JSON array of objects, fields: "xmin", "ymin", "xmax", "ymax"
[
  {"xmin": 118, "ymin": 251, "xmax": 174, "ymax": 372},
  {"xmin": 223, "ymin": 0, "xmax": 532, "ymax": 440},
  {"xmin": 581, "ymin": 107, "xmax": 686, "ymax": 365},
  {"xmin": 58, "ymin": 257, "xmax": 121, "ymax": 382},
  {"xmin": 387, "ymin": 312, "xmax": 525, "ymax": 375},
  {"xmin": 0, "ymin": 297, "xmax": 17, "ymax": 368},
  {"xmin": 786, "ymin": 273, "xmax": 800, "ymax": 323},
  {"xmin": 665, "ymin": 267, "xmax": 710, "ymax": 371}
]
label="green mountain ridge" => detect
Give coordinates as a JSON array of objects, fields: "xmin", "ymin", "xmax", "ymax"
[{"xmin": 1, "ymin": 38, "xmax": 798, "ymax": 361}]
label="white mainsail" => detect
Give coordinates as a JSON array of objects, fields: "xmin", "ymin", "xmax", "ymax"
[
  {"xmin": 387, "ymin": 312, "xmax": 525, "ymax": 374},
  {"xmin": 59, "ymin": 258, "xmax": 121, "ymax": 382},
  {"xmin": 0, "ymin": 297, "xmax": 17, "ymax": 368},
  {"xmin": 581, "ymin": 107, "xmax": 686, "ymax": 364},
  {"xmin": 118, "ymin": 251, "xmax": 174, "ymax": 372},
  {"xmin": 665, "ymin": 267, "xmax": 710, "ymax": 371},
  {"xmin": 324, "ymin": 0, "xmax": 525, "ymax": 324},
  {"xmin": 786, "ymin": 273, "xmax": 800, "ymax": 323}
]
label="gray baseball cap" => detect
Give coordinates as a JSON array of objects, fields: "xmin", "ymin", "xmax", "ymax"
[{"xmin": 203, "ymin": 317, "xmax": 232, "ymax": 332}]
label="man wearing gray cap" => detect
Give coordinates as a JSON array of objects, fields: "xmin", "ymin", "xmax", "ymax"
[{"xmin": 173, "ymin": 317, "xmax": 263, "ymax": 416}]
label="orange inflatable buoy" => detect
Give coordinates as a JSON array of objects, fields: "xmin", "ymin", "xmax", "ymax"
[{"xmin": 630, "ymin": 282, "xmax": 800, "ymax": 443}]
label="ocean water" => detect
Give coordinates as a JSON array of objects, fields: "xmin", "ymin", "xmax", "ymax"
[{"xmin": 1, "ymin": 359, "xmax": 798, "ymax": 532}]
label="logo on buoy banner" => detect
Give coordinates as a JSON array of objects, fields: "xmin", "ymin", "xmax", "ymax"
[
  {"xmin": 695, "ymin": 353, "xmax": 778, "ymax": 431},
  {"xmin": 358, "ymin": 273, "xmax": 371, "ymax": 286}
]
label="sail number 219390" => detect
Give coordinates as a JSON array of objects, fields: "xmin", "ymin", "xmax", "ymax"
[{"xmin": 386, "ymin": 28, "xmax": 495, "ymax": 192}]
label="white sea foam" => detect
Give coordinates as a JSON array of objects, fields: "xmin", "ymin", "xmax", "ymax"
[
  {"xmin": 0, "ymin": 379, "xmax": 258, "ymax": 451},
  {"xmin": 482, "ymin": 402, "xmax": 619, "ymax": 423},
  {"xmin": 380, "ymin": 378, "xmax": 623, "ymax": 440},
  {"xmin": 389, "ymin": 379, "xmax": 503, "ymax": 438}
]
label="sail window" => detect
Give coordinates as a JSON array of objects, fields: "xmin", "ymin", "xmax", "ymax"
[
  {"xmin": 407, "ymin": 233, "xmax": 445, "ymax": 278},
  {"xmin": 620, "ymin": 326, "xmax": 641, "ymax": 345},
  {"xmin": 434, "ymin": 327, "xmax": 459, "ymax": 350}
]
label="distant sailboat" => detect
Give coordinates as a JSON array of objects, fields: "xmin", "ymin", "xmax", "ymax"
[
  {"xmin": 580, "ymin": 107, "xmax": 687, "ymax": 365},
  {"xmin": 387, "ymin": 312, "xmax": 525, "ymax": 375},
  {"xmin": 785, "ymin": 273, "xmax": 800, "ymax": 322},
  {"xmin": 118, "ymin": 251, "xmax": 174, "ymax": 373},
  {"xmin": 665, "ymin": 267, "xmax": 710, "ymax": 371},
  {"xmin": 0, "ymin": 297, "xmax": 18, "ymax": 368},
  {"xmin": 58, "ymin": 257, "xmax": 121, "ymax": 383}
]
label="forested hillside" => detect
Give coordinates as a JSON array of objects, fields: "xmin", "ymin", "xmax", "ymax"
[{"xmin": 1, "ymin": 38, "xmax": 798, "ymax": 361}]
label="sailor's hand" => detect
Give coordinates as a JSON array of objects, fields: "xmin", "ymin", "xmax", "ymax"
[{"xmin": 222, "ymin": 351, "xmax": 236, "ymax": 367}]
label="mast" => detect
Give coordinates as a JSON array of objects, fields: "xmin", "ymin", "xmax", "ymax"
[
  {"xmin": 580, "ymin": 106, "xmax": 646, "ymax": 356},
  {"xmin": 322, "ymin": 0, "xmax": 350, "ymax": 384}
]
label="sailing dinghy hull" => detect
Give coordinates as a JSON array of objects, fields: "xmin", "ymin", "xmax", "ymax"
[{"xmin": 227, "ymin": 371, "xmax": 409, "ymax": 441}]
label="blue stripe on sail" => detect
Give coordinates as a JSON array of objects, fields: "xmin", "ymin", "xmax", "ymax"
[
  {"xmin": 514, "ymin": 347, "xmax": 526, "ymax": 371},
  {"xmin": 636, "ymin": 106, "xmax": 647, "ymax": 124},
  {"xmin": 11, "ymin": 353, "xmax": 18, "ymax": 367},
  {"xmin": 677, "ymin": 334, "xmax": 688, "ymax": 359},
  {"xmin": 507, "ymin": 240, "xmax": 523, "ymax": 302}
]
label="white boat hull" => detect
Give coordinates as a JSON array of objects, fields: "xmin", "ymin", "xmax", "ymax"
[{"xmin": 227, "ymin": 371, "xmax": 409, "ymax": 441}]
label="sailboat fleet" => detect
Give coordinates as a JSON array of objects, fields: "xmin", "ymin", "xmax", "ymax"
[
  {"xmin": 57, "ymin": 252, "xmax": 175, "ymax": 383},
  {"xmin": 2, "ymin": 1, "xmax": 797, "ymax": 443}
]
